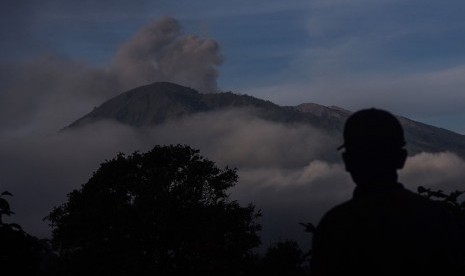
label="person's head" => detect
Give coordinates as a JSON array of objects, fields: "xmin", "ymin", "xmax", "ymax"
[{"xmin": 340, "ymin": 108, "xmax": 407, "ymax": 186}]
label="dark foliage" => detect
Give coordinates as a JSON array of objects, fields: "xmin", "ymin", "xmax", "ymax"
[
  {"xmin": 417, "ymin": 186, "xmax": 465, "ymax": 220},
  {"xmin": 0, "ymin": 191, "xmax": 43, "ymax": 275},
  {"xmin": 417, "ymin": 186, "xmax": 465, "ymax": 272},
  {"xmin": 46, "ymin": 145, "xmax": 261, "ymax": 275},
  {"xmin": 259, "ymin": 240, "xmax": 308, "ymax": 276}
]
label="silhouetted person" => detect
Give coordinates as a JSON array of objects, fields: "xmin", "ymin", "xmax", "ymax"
[{"xmin": 311, "ymin": 108, "xmax": 463, "ymax": 275}]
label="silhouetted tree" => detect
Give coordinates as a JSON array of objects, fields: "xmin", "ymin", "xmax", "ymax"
[
  {"xmin": 417, "ymin": 186, "xmax": 465, "ymax": 221},
  {"xmin": 418, "ymin": 186, "xmax": 465, "ymax": 272},
  {"xmin": 259, "ymin": 240, "xmax": 307, "ymax": 276},
  {"xmin": 46, "ymin": 145, "xmax": 261, "ymax": 275},
  {"xmin": 299, "ymin": 222, "xmax": 315, "ymax": 260},
  {"xmin": 0, "ymin": 191, "xmax": 42, "ymax": 275}
]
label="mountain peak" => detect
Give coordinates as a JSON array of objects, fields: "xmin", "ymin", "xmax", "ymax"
[
  {"xmin": 67, "ymin": 82, "xmax": 333, "ymax": 130},
  {"xmin": 68, "ymin": 82, "xmax": 207, "ymax": 128}
]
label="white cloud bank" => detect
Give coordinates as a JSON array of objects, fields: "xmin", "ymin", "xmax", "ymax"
[{"xmin": 1, "ymin": 111, "xmax": 463, "ymax": 248}]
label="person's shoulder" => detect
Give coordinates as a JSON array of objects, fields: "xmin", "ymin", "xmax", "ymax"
[
  {"xmin": 317, "ymin": 200, "xmax": 356, "ymax": 228},
  {"xmin": 397, "ymin": 186, "xmax": 448, "ymax": 210},
  {"xmin": 326, "ymin": 200, "xmax": 355, "ymax": 215},
  {"xmin": 396, "ymin": 186, "xmax": 457, "ymax": 224}
]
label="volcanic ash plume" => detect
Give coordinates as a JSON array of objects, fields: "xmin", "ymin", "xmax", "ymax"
[
  {"xmin": 111, "ymin": 17, "xmax": 223, "ymax": 93},
  {"xmin": 0, "ymin": 17, "xmax": 223, "ymax": 132}
]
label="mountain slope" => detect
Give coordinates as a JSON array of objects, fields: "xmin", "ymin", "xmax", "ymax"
[
  {"xmin": 67, "ymin": 82, "xmax": 465, "ymax": 159},
  {"xmin": 295, "ymin": 102, "xmax": 465, "ymax": 158}
]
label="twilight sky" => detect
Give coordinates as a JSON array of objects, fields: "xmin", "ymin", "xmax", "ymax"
[
  {"xmin": 2, "ymin": 0, "xmax": 465, "ymax": 133},
  {"xmin": 1, "ymin": 0, "xmax": 465, "ymax": 246}
]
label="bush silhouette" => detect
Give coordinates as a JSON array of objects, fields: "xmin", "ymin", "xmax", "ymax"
[
  {"xmin": 0, "ymin": 191, "xmax": 42, "ymax": 275},
  {"xmin": 46, "ymin": 145, "xmax": 261, "ymax": 275}
]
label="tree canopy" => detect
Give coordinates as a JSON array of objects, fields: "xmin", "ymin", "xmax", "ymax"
[{"xmin": 46, "ymin": 145, "xmax": 261, "ymax": 275}]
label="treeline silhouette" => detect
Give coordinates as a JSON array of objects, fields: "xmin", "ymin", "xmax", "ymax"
[{"xmin": 1, "ymin": 145, "xmax": 464, "ymax": 275}]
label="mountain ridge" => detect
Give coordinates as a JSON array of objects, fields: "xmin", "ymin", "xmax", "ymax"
[{"xmin": 67, "ymin": 82, "xmax": 465, "ymax": 159}]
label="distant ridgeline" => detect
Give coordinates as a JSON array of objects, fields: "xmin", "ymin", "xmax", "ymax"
[{"xmin": 67, "ymin": 82, "xmax": 465, "ymax": 160}]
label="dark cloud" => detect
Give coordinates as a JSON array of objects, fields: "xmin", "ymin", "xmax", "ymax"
[
  {"xmin": 0, "ymin": 55, "xmax": 119, "ymax": 131},
  {"xmin": 0, "ymin": 1, "xmax": 42, "ymax": 59}
]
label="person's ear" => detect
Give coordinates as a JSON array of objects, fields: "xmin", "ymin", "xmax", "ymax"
[
  {"xmin": 396, "ymin": 148, "xmax": 407, "ymax": 169},
  {"xmin": 342, "ymin": 151, "xmax": 351, "ymax": 172}
]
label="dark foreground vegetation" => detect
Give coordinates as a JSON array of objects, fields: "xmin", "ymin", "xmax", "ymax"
[{"xmin": 1, "ymin": 145, "xmax": 464, "ymax": 275}]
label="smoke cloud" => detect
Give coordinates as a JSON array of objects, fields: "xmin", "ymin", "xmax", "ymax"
[
  {"xmin": 0, "ymin": 17, "xmax": 222, "ymax": 133},
  {"xmin": 110, "ymin": 17, "xmax": 223, "ymax": 93}
]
